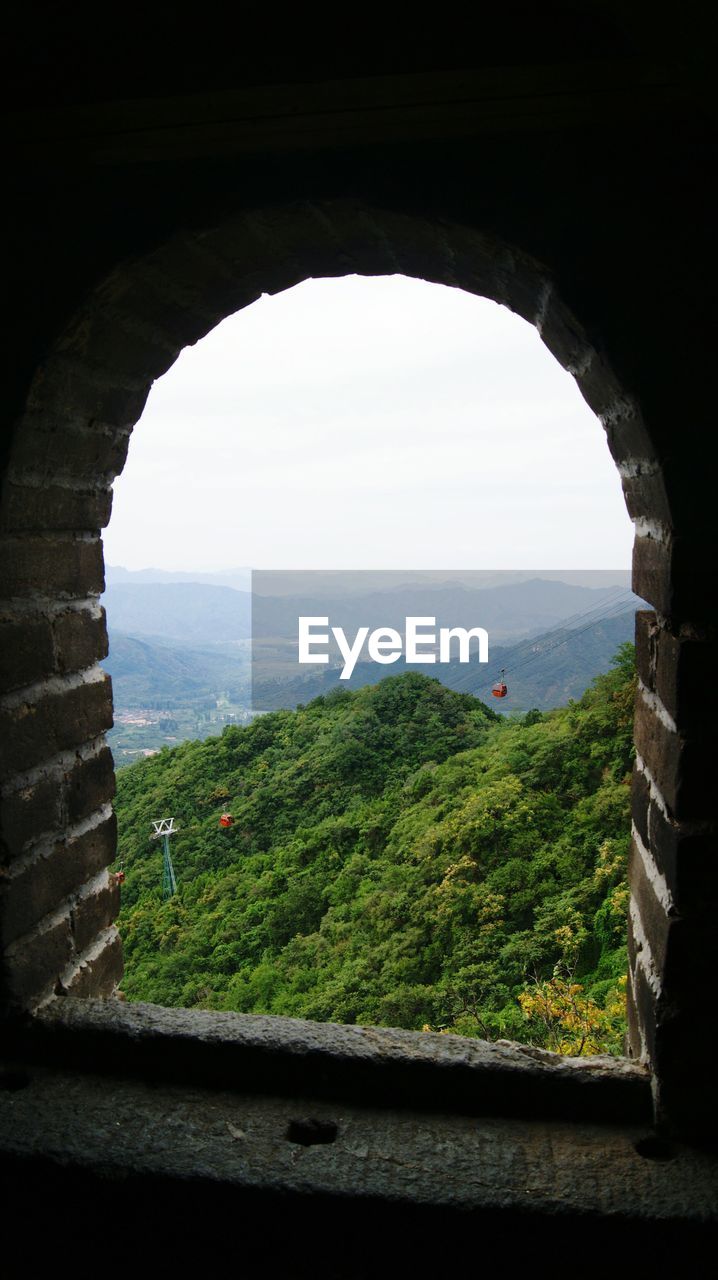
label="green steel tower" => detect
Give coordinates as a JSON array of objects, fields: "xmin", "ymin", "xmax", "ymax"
[{"xmin": 150, "ymin": 818, "xmax": 178, "ymax": 899}]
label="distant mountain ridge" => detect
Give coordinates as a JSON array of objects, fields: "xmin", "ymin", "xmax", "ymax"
[
  {"xmin": 106, "ymin": 565, "xmax": 251, "ymax": 591},
  {"xmin": 102, "ymin": 572, "xmax": 641, "ymax": 726},
  {"xmin": 104, "ymin": 609, "xmax": 637, "ymax": 718},
  {"xmin": 253, "ymin": 609, "xmax": 637, "ymax": 712},
  {"xmin": 103, "ymin": 582, "xmax": 251, "ymax": 643},
  {"xmin": 103, "ymin": 575, "xmax": 638, "ymax": 655},
  {"xmin": 252, "ymin": 577, "xmax": 636, "ymax": 647}
]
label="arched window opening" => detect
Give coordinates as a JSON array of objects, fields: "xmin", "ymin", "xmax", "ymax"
[
  {"xmin": 101, "ymin": 274, "xmax": 638, "ymax": 1056},
  {"xmin": 2, "ymin": 199, "xmax": 696, "ymax": 1137}
]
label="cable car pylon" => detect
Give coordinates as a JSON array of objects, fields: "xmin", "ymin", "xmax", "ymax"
[{"xmin": 150, "ymin": 817, "xmax": 178, "ymax": 899}]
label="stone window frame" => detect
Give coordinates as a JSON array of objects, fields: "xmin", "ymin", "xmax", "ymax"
[{"xmin": 1, "ymin": 198, "xmax": 709, "ymax": 1140}]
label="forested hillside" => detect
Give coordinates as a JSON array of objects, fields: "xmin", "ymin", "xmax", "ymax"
[{"xmin": 115, "ymin": 647, "xmax": 635, "ymax": 1054}]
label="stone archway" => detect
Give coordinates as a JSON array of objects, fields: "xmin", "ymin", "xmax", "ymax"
[{"xmin": 0, "ymin": 196, "xmax": 709, "ymax": 1136}]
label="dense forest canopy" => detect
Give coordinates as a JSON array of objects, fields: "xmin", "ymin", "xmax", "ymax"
[{"xmin": 115, "ymin": 644, "xmax": 635, "ymax": 1054}]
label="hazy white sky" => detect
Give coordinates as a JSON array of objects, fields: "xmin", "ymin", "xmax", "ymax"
[{"xmin": 104, "ymin": 275, "xmax": 633, "ymax": 571}]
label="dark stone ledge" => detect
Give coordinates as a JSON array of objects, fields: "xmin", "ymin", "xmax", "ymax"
[
  {"xmin": 0, "ymin": 1063, "xmax": 716, "ymax": 1249},
  {"xmin": 6, "ymin": 996, "xmax": 651, "ymax": 1126}
]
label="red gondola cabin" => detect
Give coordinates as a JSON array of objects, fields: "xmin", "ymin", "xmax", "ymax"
[
  {"xmin": 219, "ymin": 813, "xmax": 234, "ymax": 829},
  {"xmin": 491, "ymin": 669, "xmax": 508, "ymax": 698}
]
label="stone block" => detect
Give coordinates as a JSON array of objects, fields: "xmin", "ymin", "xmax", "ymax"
[
  {"xmin": 624, "ymin": 969, "xmax": 643, "ymax": 1059},
  {"xmin": 632, "ymin": 534, "xmax": 671, "ymax": 616},
  {"xmin": 0, "ymin": 813, "xmax": 117, "ymax": 946},
  {"xmin": 0, "ymin": 615, "xmax": 54, "ymax": 692},
  {"xmin": 648, "ymin": 799, "xmax": 718, "ymax": 915},
  {"xmin": 634, "ymin": 610, "xmax": 657, "ymax": 690},
  {"xmin": 62, "ymin": 930, "xmax": 123, "ymax": 998},
  {"xmin": 53, "ymin": 607, "xmax": 109, "ymax": 673},
  {"xmin": 628, "ymin": 840, "xmax": 671, "ymax": 974},
  {"xmin": 0, "ymin": 483, "xmax": 113, "ymax": 533},
  {"xmin": 603, "ymin": 406, "xmax": 656, "ymax": 467},
  {"xmin": 0, "ymin": 536, "xmax": 104, "ymax": 598},
  {"xmin": 620, "ymin": 469, "xmax": 672, "ymax": 528},
  {"xmin": 64, "ymin": 746, "xmax": 116, "ymax": 823},
  {"xmin": 631, "ymin": 763, "xmax": 650, "ymax": 849},
  {"xmin": 94, "ymin": 266, "xmax": 216, "ymax": 348},
  {"xmin": 9, "ymin": 414, "xmax": 132, "ymax": 482},
  {"xmin": 661, "ymin": 918, "xmax": 717, "ymax": 1003},
  {"xmin": 57, "ymin": 309, "xmax": 180, "ymax": 383},
  {"xmin": 27, "ymin": 356, "xmax": 151, "ymax": 425},
  {"xmin": 0, "ymin": 773, "xmax": 62, "ymax": 861},
  {"xmin": 1, "ymin": 746, "xmax": 116, "ymax": 862},
  {"xmin": 633, "ymin": 693, "xmax": 680, "ymax": 809},
  {"xmin": 3, "ymin": 913, "xmax": 74, "ymax": 1006},
  {"xmin": 0, "ymin": 676, "xmax": 113, "ymax": 779},
  {"xmin": 626, "ymin": 924, "xmax": 658, "ymax": 1067},
  {"xmin": 655, "ymin": 628, "xmax": 718, "ymax": 734},
  {"xmin": 71, "ymin": 879, "xmax": 121, "ymax": 954},
  {"xmin": 633, "ymin": 693, "xmax": 712, "ymax": 821}
]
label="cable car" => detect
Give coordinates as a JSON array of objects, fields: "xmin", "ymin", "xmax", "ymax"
[
  {"xmin": 491, "ymin": 669, "xmax": 508, "ymax": 699},
  {"xmin": 219, "ymin": 813, "xmax": 234, "ymax": 829}
]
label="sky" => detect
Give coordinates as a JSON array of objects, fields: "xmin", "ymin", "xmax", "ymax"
[{"xmin": 104, "ymin": 275, "xmax": 633, "ymax": 571}]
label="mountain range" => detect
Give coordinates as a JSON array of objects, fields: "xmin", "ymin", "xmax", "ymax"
[{"xmin": 102, "ymin": 570, "xmax": 641, "ymax": 721}]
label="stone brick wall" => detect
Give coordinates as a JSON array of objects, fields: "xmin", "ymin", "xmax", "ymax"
[
  {"xmin": 0, "ymin": 528, "xmax": 122, "ymax": 1003},
  {"xmin": 629, "ymin": 607, "xmax": 717, "ymax": 1132}
]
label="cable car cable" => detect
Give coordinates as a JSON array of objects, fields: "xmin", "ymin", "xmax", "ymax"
[
  {"xmin": 474, "ymin": 588, "xmax": 637, "ymax": 700},
  {"xmin": 473, "ymin": 587, "xmax": 634, "ymax": 688}
]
